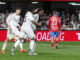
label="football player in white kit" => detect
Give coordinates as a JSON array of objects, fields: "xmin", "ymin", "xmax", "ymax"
[
  {"xmin": 30, "ymin": 9, "xmax": 44, "ymax": 53},
  {"xmin": 1, "ymin": 7, "xmax": 27, "ymax": 54},
  {"xmin": 32, "ymin": 8, "xmax": 44, "ymax": 31},
  {"xmin": 11, "ymin": 6, "xmax": 41, "ymax": 56}
]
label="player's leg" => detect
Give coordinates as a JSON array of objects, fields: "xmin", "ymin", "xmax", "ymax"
[
  {"xmin": 50, "ymin": 32, "xmax": 55, "ymax": 49},
  {"xmin": 11, "ymin": 30, "xmax": 25, "ymax": 56},
  {"xmin": 17, "ymin": 30, "xmax": 27, "ymax": 52},
  {"xmin": 14, "ymin": 36, "xmax": 27, "ymax": 53},
  {"xmin": 29, "ymin": 38, "xmax": 37, "ymax": 55},
  {"xmin": 1, "ymin": 39, "xmax": 8, "ymax": 54},
  {"xmin": 51, "ymin": 37, "xmax": 54, "ymax": 49},
  {"xmin": 1, "ymin": 27, "xmax": 11, "ymax": 54},
  {"xmin": 20, "ymin": 35, "xmax": 28, "ymax": 52},
  {"xmin": 27, "ymin": 29, "xmax": 37, "ymax": 55},
  {"xmin": 33, "ymin": 30, "xmax": 37, "ymax": 51},
  {"xmin": 1, "ymin": 34, "xmax": 14, "ymax": 52},
  {"xmin": 22, "ymin": 35, "xmax": 27, "ymax": 43},
  {"xmin": 14, "ymin": 36, "xmax": 25, "ymax": 52},
  {"xmin": 11, "ymin": 27, "xmax": 21, "ymax": 55},
  {"xmin": 11, "ymin": 38, "xmax": 21, "ymax": 56},
  {"xmin": 55, "ymin": 32, "xmax": 59, "ymax": 49},
  {"xmin": 19, "ymin": 40, "xmax": 27, "ymax": 53},
  {"xmin": 2, "ymin": 34, "xmax": 14, "ymax": 54},
  {"xmin": 30, "ymin": 39, "xmax": 36, "ymax": 52}
]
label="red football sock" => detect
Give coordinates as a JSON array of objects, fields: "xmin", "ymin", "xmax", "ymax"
[{"xmin": 51, "ymin": 43, "xmax": 54, "ymax": 48}]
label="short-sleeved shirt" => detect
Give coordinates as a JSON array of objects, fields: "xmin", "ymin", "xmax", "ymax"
[
  {"xmin": 49, "ymin": 16, "xmax": 61, "ymax": 32},
  {"xmin": 6, "ymin": 13, "xmax": 20, "ymax": 27},
  {"xmin": 32, "ymin": 14, "xmax": 39, "ymax": 30},
  {"xmin": 21, "ymin": 11, "xmax": 34, "ymax": 29}
]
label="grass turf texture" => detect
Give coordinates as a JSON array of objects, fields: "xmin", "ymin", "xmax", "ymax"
[{"xmin": 0, "ymin": 41, "xmax": 80, "ymax": 60}]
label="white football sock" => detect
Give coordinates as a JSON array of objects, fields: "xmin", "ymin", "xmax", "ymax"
[
  {"xmin": 19, "ymin": 41, "xmax": 23, "ymax": 50},
  {"xmin": 13, "ymin": 40, "xmax": 20, "ymax": 49},
  {"xmin": 2, "ymin": 43, "xmax": 7, "ymax": 50},
  {"xmin": 11, "ymin": 38, "xmax": 21, "ymax": 52},
  {"xmin": 30, "ymin": 40, "xmax": 35, "ymax": 52},
  {"xmin": 15, "ymin": 36, "xmax": 23, "ymax": 50},
  {"xmin": 33, "ymin": 43, "xmax": 36, "ymax": 51}
]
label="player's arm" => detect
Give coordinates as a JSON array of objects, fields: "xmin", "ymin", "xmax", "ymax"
[
  {"xmin": 13, "ymin": 22, "xmax": 20, "ymax": 27},
  {"xmin": 29, "ymin": 14, "xmax": 41, "ymax": 27},
  {"xmin": 13, "ymin": 16, "xmax": 21, "ymax": 28},
  {"xmin": 48, "ymin": 17, "xmax": 51, "ymax": 30},
  {"xmin": 58, "ymin": 18, "xmax": 61, "ymax": 32},
  {"xmin": 17, "ymin": 23, "xmax": 21, "ymax": 29},
  {"xmin": 6, "ymin": 14, "xmax": 12, "ymax": 26},
  {"xmin": 32, "ymin": 21, "xmax": 41, "ymax": 27},
  {"xmin": 6, "ymin": 14, "xmax": 13, "ymax": 30}
]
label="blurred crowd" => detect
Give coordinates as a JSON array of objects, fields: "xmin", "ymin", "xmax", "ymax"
[
  {"xmin": 37, "ymin": 10, "xmax": 80, "ymax": 30},
  {"xmin": 0, "ymin": 10, "xmax": 80, "ymax": 31}
]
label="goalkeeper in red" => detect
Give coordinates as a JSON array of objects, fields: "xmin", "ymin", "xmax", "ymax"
[{"xmin": 48, "ymin": 10, "xmax": 61, "ymax": 49}]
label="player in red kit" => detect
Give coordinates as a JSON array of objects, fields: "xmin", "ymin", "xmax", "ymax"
[{"xmin": 48, "ymin": 10, "xmax": 61, "ymax": 49}]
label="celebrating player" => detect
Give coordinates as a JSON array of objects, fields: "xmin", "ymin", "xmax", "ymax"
[
  {"xmin": 31, "ymin": 8, "xmax": 44, "ymax": 54},
  {"xmin": 1, "ymin": 7, "xmax": 27, "ymax": 54},
  {"xmin": 32, "ymin": 8, "xmax": 44, "ymax": 31},
  {"xmin": 48, "ymin": 10, "xmax": 61, "ymax": 49},
  {"xmin": 11, "ymin": 5, "xmax": 41, "ymax": 56}
]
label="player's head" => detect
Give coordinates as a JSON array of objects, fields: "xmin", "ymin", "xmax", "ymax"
[
  {"xmin": 37, "ymin": 8, "xmax": 44, "ymax": 16},
  {"xmin": 28, "ymin": 5, "xmax": 38, "ymax": 14},
  {"xmin": 15, "ymin": 7, "xmax": 22, "ymax": 15},
  {"xmin": 52, "ymin": 10, "xmax": 57, "ymax": 16}
]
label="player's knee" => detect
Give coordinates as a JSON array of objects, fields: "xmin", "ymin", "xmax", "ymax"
[
  {"xmin": 56, "ymin": 37, "xmax": 59, "ymax": 41},
  {"xmin": 19, "ymin": 37, "xmax": 23, "ymax": 40},
  {"xmin": 18, "ymin": 35, "xmax": 23, "ymax": 41},
  {"xmin": 56, "ymin": 36, "xmax": 59, "ymax": 40},
  {"xmin": 30, "ymin": 36, "xmax": 35, "ymax": 40},
  {"xmin": 31, "ymin": 38, "xmax": 35, "ymax": 40},
  {"xmin": 4, "ymin": 40, "xmax": 8, "ymax": 43},
  {"xmin": 31, "ymin": 37, "xmax": 36, "ymax": 41}
]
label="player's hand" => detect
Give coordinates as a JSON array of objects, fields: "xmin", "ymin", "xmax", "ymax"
[
  {"xmin": 8, "ymin": 25, "xmax": 11, "ymax": 30},
  {"xmin": 38, "ymin": 22, "xmax": 41, "ymax": 27},
  {"xmin": 18, "ymin": 25, "xmax": 21, "ymax": 28}
]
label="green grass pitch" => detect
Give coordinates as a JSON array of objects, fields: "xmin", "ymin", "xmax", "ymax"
[{"xmin": 0, "ymin": 41, "xmax": 80, "ymax": 60}]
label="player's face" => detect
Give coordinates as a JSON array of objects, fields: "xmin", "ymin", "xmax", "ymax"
[
  {"xmin": 16, "ymin": 9, "xmax": 21, "ymax": 15},
  {"xmin": 39, "ymin": 10, "xmax": 44, "ymax": 16}
]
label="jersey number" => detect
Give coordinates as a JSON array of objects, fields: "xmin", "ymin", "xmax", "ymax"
[
  {"xmin": 52, "ymin": 18, "xmax": 57, "ymax": 25},
  {"xmin": 24, "ymin": 16, "xmax": 28, "ymax": 22}
]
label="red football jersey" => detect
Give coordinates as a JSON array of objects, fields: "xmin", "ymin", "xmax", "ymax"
[{"xmin": 48, "ymin": 16, "xmax": 61, "ymax": 32}]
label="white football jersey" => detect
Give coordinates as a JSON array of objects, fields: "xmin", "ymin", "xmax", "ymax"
[
  {"xmin": 32, "ymin": 14, "xmax": 39, "ymax": 30},
  {"xmin": 33, "ymin": 14, "xmax": 39, "ymax": 22},
  {"xmin": 6, "ymin": 13, "xmax": 20, "ymax": 27},
  {"xmin": 21, "ymin": 11, "xmax": 34, "ymax": 29}
]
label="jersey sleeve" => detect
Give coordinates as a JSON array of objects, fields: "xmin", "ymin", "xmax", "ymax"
[
  {"xmin": 58, "ymin": 18, "xmax": 61, "ymax": 23},
  {"xmin": 29, "ymin": 15, "xmax": 34, "ymax": 21},
  {"xmin": 13, "ymin": 16, "xmax": 20, "ymax": 26},
  {"xmin": 6, "ymin": 14, "xmax": 20, "ymax": 26},
  {"xmin": 58, "ymin": 18, "xmax": 61, "ymax": 30},
  {"xmin": 6, "ymin": 14, "xmax": 12, "ymax": 25},
  {"xmin": 48, "ymin": 17, "xmax": 51, "ymax": 30},
  {"xmin": 25, "ymin": 13, "xmax": 34, "ymax": 22},
  {"xmin": 33, "ymin": 14, "xmax": 39, "ymax": 22}
]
